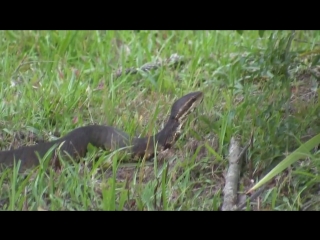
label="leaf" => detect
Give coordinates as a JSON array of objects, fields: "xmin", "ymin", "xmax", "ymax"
[
  {"xmin": 118, "ymin": 188, "xmax": 129, "ymax": 210},
  {"xmin": 236, "ymin": 30, "xmax": 244, "ymax": 35},
  {"xmin": 311, "ymin": 54, "xmax": 320, "ymax": 67},
  {"xmin": 161, "ymin": 163, "xmax": 169, "ymax": 210},
  {"xmin": 247, "ymin": 133, "xmax": 320, "ymax": 193},
  {"xmin": 258, "ymin": 30, "xmax": 265, "ymax": 38}
]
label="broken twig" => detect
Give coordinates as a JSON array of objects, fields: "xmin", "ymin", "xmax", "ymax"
[{"xmin": 222, "ymin": 136, "xmax": 249, "ymax": 211}]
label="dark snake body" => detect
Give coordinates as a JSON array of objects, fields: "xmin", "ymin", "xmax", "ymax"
[{"xmin": 0, "ymin": 92, "xmax": 203, "ymax": 172}]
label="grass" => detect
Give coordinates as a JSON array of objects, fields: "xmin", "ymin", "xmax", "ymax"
[{"xmin": 0, "ymin": 30, "xmax": 320, "ymax": 210}]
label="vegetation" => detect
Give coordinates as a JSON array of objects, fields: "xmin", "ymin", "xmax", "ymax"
[{"xmin": 0, "ymin": 30, "xmax": 319, "ymax": 210}]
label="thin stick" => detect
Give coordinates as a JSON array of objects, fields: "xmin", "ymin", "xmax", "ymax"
[
  {"xmin": 236, "ymin": 186, "xmax": 266, "ymax": 211},
  {"xmin": 113, "ymin": 53, "xmax": 185, "ymax": 79},
  {"xmin": 222, "ymin": 137, "xmax": 248, "ymax": 210},
  {"xmin": 221, "ymin": 131, "xmax": 252, "ymax": 211}
]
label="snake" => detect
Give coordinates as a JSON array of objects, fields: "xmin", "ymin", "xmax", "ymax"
[{"xmin": 0, "ymin": 91, "xmax": 203, "ymax": 172}]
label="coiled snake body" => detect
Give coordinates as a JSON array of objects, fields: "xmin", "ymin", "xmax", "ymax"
[{"xmin": 0, "ymin": 91, "xmax": 203, "ymax": 172}]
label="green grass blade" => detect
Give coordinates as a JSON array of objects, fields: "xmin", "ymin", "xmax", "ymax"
[{"xmin": 248, "ymin": 133, "xmax": 320, "ymax": 193}]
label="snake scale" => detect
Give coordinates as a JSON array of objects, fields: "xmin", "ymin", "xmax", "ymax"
[{"xmin": 0, "ymin": 91, "xmax": 203, "ymax": 172}]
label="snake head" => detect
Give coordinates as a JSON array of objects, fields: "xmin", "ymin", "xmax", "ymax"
[{"xmin": 171, "ymin": 91, "xmax": 203, "ymax": 123}]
